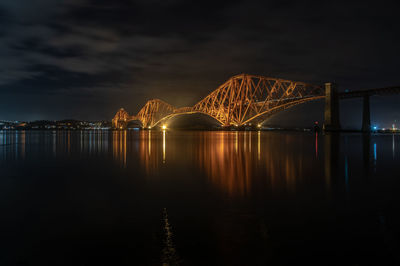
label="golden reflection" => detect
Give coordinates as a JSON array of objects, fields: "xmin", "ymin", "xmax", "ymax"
[
  {"xmin": 119, "ymin": 131, "xmax": 122, "ymax": 159},
  {"xmin": 139, "ymin": 130, "xmax": 163, "ymax": 175},
  {"xmin": 121, "ymin": 131, "xmax": 327, "ymax": 197},
  {"xmin": 244, "ymin": 131, "xmax": 246, "ymax": 152},
  {"xmin": 195, "ymin": 132, "xmax": 250, "ymax": 196},
  {"xmin": 235, "ymin": 131, "xmax": 238, "ymax": 153},
  {"xmin": 249, "ymin": 131, "xmax": 251, "ymax": 152},
  {"xmin": 20, "ymin": 131, "xmax": 25, "ymax": 159},
  {"xmin": 112, "ymin": 130, "xmax": 127, "ymax": 167},
  {"xmin": 124, "ymin": 130, "xmax": 127, "ymax": 166},
  {"xmin": 195, "ymin": 132, "xmax": 316, "ymax": 196},
  {"xmin": 148, "ymin": 130, "xmax": 151, "ymax": 156},
  {"xmin": 257, "ymin": 131, "xmax": 260, "ymax": 160},
  {"xmin": 163, "ymin": 130, "xmax": 165, "ymax": 163}
]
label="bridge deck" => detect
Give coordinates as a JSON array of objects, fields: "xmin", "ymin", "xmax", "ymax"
[{"xmin": 339, "ymin": 86, "xmax": 400, "ymax": 99}]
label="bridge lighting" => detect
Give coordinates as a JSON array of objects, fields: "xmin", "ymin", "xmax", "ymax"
[
  {"xmin": 257, "ymin": 124, "xmax": 261, "ymax": 128},
  {"xmin": 373, "ymin": 126, "xmax": 378, "ymax": 130},
  {"xmin": 112, "ymin": 74, "xmax": 323, "ymax": 128},
  {"xmin": 162, "ymin": 125, "xmax": 167, "ymax": 130},
  {"xmin": 148, "ymin": 126, "xmax": 151, "ymax": 129}
]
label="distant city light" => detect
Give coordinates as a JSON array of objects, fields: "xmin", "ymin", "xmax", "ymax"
[{"xmin": 373, "ymin": 126, "xmax": 378, "ymax": 130}]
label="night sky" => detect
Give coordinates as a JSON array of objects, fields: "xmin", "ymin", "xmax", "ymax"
[{"xmin": 1, "ymin": 0, "xmax": 399, "ymax": 128}]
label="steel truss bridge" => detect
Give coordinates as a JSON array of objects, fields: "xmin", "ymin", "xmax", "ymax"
[{"xmin": 112, "ymin": 74, "xmax": 324, "ymax": 129}]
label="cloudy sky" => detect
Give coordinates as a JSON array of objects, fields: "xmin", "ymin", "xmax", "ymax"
[{"xmin": 0, "ymin": 0, "xmax": 399, "ymax": 127}]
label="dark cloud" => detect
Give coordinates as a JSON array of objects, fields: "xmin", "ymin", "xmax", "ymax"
[{"xmin": 0, "ymin": 0, "xmax": 399, "ymax": 127}]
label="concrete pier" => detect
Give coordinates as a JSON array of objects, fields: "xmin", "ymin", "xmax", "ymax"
[
  {"xmin": 323, "ymin": 83, "xmax": 341, "ymax": 131},
  {"xmin": 361, "ymin": 95, "xmax": 371, "ymax": 132}
]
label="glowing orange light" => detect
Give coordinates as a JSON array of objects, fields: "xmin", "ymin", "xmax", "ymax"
[{"xmin": 112, "ymin": 74, "xmax": 323, "ymax": 129}]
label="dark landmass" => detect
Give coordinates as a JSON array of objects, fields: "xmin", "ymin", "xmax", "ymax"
[
  {"xmin": 0, "ymin": 120, "xmax": 112, "ymax": 130},
  {"xmin": 1, "ymin": 118, "xmax": 399, "ymax": 133}
]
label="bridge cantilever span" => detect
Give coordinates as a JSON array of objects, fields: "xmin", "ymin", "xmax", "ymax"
[{"xmin": 112, "ymin": 74, "xmax": 324, "ymax": 129}]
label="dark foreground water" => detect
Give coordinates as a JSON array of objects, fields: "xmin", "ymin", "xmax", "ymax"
[{"xmin": 0, "ymin": 130, "xmax": 400, "ymax": 265}]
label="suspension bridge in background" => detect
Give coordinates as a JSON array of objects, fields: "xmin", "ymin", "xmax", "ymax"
[{"xmin": 112, "ymin": 73, "xmax": 400, "ymax": 131}]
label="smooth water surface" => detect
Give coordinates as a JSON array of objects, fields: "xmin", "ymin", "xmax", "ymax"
[{"xmin": 1, "ymin": 130, "xmax": 400, "ymax": 265}]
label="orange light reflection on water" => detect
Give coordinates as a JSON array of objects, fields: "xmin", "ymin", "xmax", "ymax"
[{"xmin": 112, "ymin": 131, "xmax": 325, "ymax": 197}]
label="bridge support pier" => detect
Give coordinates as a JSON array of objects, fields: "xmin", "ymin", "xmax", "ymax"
[
  {"xmin": 323, "ymin": 83, "xmax": 341, "ymax": 131},
  {"xmin": 362, "ymin": 95, "xmax": 371, "ymax": 132}
]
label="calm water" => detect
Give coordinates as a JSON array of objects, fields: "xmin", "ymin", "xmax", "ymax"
[{"xmin": 1, "ymin": 130, "xmax": 400, "ymax": 265}]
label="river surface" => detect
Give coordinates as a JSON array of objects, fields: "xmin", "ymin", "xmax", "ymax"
[{"xmin": 0, "ymin": 130, "xmax": 399, "ymax": 265}]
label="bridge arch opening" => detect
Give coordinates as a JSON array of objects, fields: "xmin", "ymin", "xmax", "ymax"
[
  {"xmin": 255, "ymin": 98, "xmax": 325, "ymax": 128},
  {"xmin": 126, "ymin": 120, "xmax": 143, "ymax": 128},
  {"xmin": 156, "ymin": 112, "xmax": 222, "ymax": 130}
]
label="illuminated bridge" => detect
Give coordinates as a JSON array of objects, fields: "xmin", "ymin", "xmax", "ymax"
[
  {"xmin": 113, "ymin": 74, "xmax": 400, "ymax": 131},
  {"xmin": 112, "ymin": 74, "xmax": 324, "ymax": 129}
]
